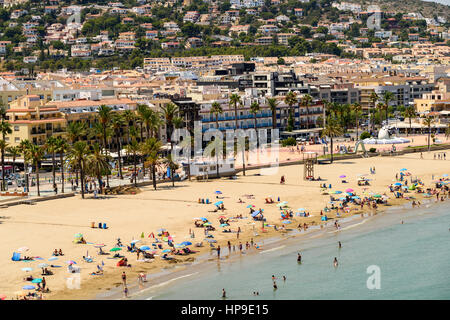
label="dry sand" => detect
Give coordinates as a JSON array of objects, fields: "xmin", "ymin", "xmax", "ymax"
[{"xmin": 0, "ymin": 150, "xmax": 449, "ymax": 300}]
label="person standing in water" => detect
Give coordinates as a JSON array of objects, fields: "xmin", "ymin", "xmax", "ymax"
[
  {"xmin": 222, "ymin": 288, "xmax": 226, "ymax": 299},
  {"xmin": 333, "ymin": 257, "xmax": 338, "ymax": 268},
  {"xmin": 297, "ymin": 253, "xmax": 302, "ymax": 263},
  {"xmin": 338, "ymin": 241, "xmax": 342, "ymax": 249}
]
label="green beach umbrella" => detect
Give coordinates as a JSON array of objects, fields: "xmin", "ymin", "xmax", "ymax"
[{"xmin": 110, "ymin": 247, "xmax": 121, "ymax": 252}]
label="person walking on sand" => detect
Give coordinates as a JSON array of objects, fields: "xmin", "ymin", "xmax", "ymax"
[
  {"xmin": 121, "ymin": 272, "xmax": 127, "ymax": 285},
  {"xmin": 217, "ymin": 245, "xmax": 221, "ymax": 259},
  {"xmin": 123, "ymin": 286, "xmax": 128, "ymax": 298}
]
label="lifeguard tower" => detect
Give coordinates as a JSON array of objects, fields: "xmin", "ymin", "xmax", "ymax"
[{"xmin": 303, "ymin": 152, "xmax": 318, "ymax": 180}]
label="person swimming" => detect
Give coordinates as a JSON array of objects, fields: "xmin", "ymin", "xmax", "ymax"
[
  {"xmin": 297, "ymin": 253, "xmax": 302, "ymax": 263},
  {"xmin": 333, "ymin": 257, "xmax": 338, "ymax": 268}
]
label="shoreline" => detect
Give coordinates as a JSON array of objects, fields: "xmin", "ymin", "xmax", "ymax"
[
  {"xmin": 3, "ymin": 152, "xmax": 449, "ymax": 300},
  {"xmin": 59, "ymin": 193, "xmax": 433, "ymax": 300}
]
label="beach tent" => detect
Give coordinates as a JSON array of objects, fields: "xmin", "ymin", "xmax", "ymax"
[
  {"xmin": 11, "ymin": 252, "xmax": 20, "ymax": 262},
  {"xmin": 321, "ymin": 216, "xmax": 328, "ymax": 221}
]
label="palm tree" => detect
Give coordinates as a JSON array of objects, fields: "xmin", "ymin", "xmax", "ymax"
[
  {"xmin": 28, "ymin": 144, "xmax": 45, "ymax": 196},
  {"xmin": 351, "ymin": 102, "xmax": 362, "ymax": 140},
  {"xmin": 229, "ymin": 93, "xmax": 246, "ymax": 176},
  {"xmin": 66, "ymin": 121, "xmax": 86, "ymax": 144},
  {"xmin": 267, "ymin": 97, "xmax": 279, "ymax": 130},
  {"xmin": 124, "ymin": 139, "xmax": 141, "ymax": 187},
  {"xmin": 321, "ymin": 116, "xmax": 343, "ymax": 163},
  {"xmin": 97, "ymin": 105, "xmax": 112, "ymax": 187},
  {"xmin": 210, "ymin": 102, "xmax": 223, "ymax": 130},
  {"xmin": 423, "ymin": 116, "xmax": 434, "ymax": 151},
  {"xmin": 0, "ymin": 120, "xmax": 12, "ymax": 191},
  {"xmin": 45, "ymin": 136, "xmax": 59, "ymax": 193},
  {"xmin": 445, "ymin": 123, "xmax": 450, "ymax": 141},
  {"xmin": 376, "ymin": 102, "xmax": 385, "ymax": 128},
  {"xmin": 142, "ymin": 137, "xmax": 163, "ymax": 190},
  {"xmin": 403, "ymin": 106, "xmax": 416, "ymax": 136},
  {"xmin": 18, "ymin": 139, "xmax": 32, "ymax": 192},
  {"xmin": 382, "ymin": 91, "xmax": 395, "ymax": 125},
  {"xmin": 67, "ymin": 141, "xmax": 90, "ymax": 199},
  {"xmin": 6, "ymin": 146, "xmax": 19, "ymax": 175},
  {"xmin": 87, "ymin": 143, "xmax": 111, "ymax": 194},
  {"xmin": 250, "ymin": 101, "xmax": 260, "ymax": 146},
  {"xmin": 88, "ymin": 122, "xmax": 103, "ymax": 144},
  {"xmin": 300, "ymin": 94, "xmax": 313, "ymax": 129},
  {"xmin": 369, "ymin": 91, "xmax": 378, "ymax": 132},
  {"xmin": 0, "ymin": 139, "xmax": 7, "ymax": 191},
  {"xmin": 284, "ymin": 91, "xmax": 297, "ymax": 130},
  {"xmin": 110, "ymin": 113, "xmax": 125, "ymax": 179},
  {"xmin": 136, "ymin": 104, "xmax": 149, "ymax": 141},
  {"xmin": 161, "ymin": 103, "xmax": 179, "ymax": 143},
  {"xmin": 122, "ymin": 109, "xmax": 135, "ymax": 143},
  {"xmin": 55, "ymin": 137, "xmax": 68, "ymax": 193},
  {"xmin": 229, "ymin": 93, "xmax": 242, "ymax": 130},
  {"xmin": 148, "ymin": 109, "xmax": 163, "ymax": 139},
  {"xmin": 206, "ymin": 135, "xmax": 223, "ymax": 179}
]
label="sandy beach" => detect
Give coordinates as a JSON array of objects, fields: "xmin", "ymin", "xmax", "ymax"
[{"xmin": 1, "ymin": 150, "xmax": 449, "ymax": 300}]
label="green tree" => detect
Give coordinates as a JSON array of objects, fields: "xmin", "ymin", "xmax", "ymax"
[
  {"xmin": 28, "ymin": 144, "xmax": 45, "ymax": 197},
  {"xmin": 321, "ymin": 116, "xmax": 343, "ymax": 163},
  {"xmin": 142, "ymin": 137, "xmax": 163, "ymax": 190},
  {"xmin": 0, "ymin": 120, "xmax": 12, "ymax": 191},
  {"xmin": 67, "ymin": 141, "xmax": 90, "ymax": 199}
]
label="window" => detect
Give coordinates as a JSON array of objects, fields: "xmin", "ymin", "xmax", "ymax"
[
  {"xmin": 15, "ymin": 137, "xmax": 20, "ymax": 142},
  {"xmin": 14, "ymin": 126, "xmax": 19, "ymax": 131}
]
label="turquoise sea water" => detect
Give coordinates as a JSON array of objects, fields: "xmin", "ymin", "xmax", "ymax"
[{"xmin": 133, "ymin": 202, "xmax": 450, "ymax": 300}]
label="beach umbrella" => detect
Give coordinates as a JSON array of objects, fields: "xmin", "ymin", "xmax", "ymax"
[
  {"xmin": 372, "ymin": 194, "xmax": 382, "ymax": 198},
  {"xmin": 214, "ymin": 191, "xmax": 222, "ymax": 194},
  {"xmin": 21, "ymin": 267, "xmax": 32, "ymax": 272},
  {"xmin": 352, "ymin": 196, "xmax": 360, "ymax": 199},
  {"xmin": 200, "ymin": 218, "xmax": 208, "ymax": 221},
  {"xmin": 394, "ymin": 182, "xmax": 402, "ymax": 186},
  {"xmin": 130, "ymin": 240, "xmax": 140, "ymax": 244},
  {"xmin": 400, "ymin": 168, "xmax": 407, "ymax": 171},
  {"xmin": 139, "ymin": 246, "xmax": 150, "ymax": 251},
  {"xmin": 443, "ymin": 174, "xmax": 448, "ymax": 177},
  {"xmin": 38, "ymin": 263, "xmax": 48, "ymax": 268},
  {"xmin": 48, "ymin": 257, "xmax": 58, "ymax": 261},
  {"xmin": 345, "ymin": 188, "xmax": 354, "ymax": 193},
  {"xmin": 17, "ymin": 247, "xmax": 29, "ymax": 253},
  {"xmin": 206, "ymin": 239, "xmax": 217, "ymax": 243},
  {"xmin": 74, "ymin": 233, "xmax": 83, "ymax": 238},
  {"xmin": 0, "ymin": 294, "xmax": 6, "ymax": 300},
  {"xmin": 339, "ymin": 175, "xmax": 346, "ymax": 178},
  {"xmin": 22, "ymin": 285, "xmax": 35, "ymax": 290},
  {"xmin": 214, "ymin": 201, "xmax": 223, "ymax": 206},
  {"xmin": 93, "ymin": 244, "xmax": 106, "ymax": 248},
  {"xmin": 181, "ymin": 241, "xmax": 192, "ymax": 246},
  {"xmin": 333, "ymin": 191, "xmax": 342, "ymax": 194},
  {"xmin": 218, "ymin": 216, "xmax": 226, "ymax": 219},
  {"xmin": 251, "ymin": 210, "xmax": 261, "ymax": 217},
  {"xmin": 339, "ymin": 197, "xmax": 346, "ymax": 201},
  {"xmin": 31, "ymin": 278, "xmax": 42, "ymax": 284},
  {"xmin": 203, "ymin": 222, "xmax": 212, "ymax": 226},
  {"xmin": 246, "ymin": 205, "xmax": 255, "ymax": 208},
  {"xmin": 34, "ymin": 257, "xmax": 44, "ymax": 260},
  {"xmin": 174, "ymin": 244, "xmax": 185, "ymax": 248},
  {"xmin": 65, "ymin": 260, "xmax": 77, "ymax": 264},
  {"xmin": 162, "ymin": 237, "xmax": 168, "ymax": 242},
  {"xmin": 162, "ymin": 249, "xmax": 171, "ymax": 253},
  {"xmin": 110, "ymin": 247, "xmax": 121, "ymax": 252},
  {"xmin": 220, "ymin": 224, "xmax": 229, "ymax": 227},
  {"xmin": 157, "ymin": 228, "xmax": 166, "ymax": 232},
  {"xmin": 282, "ymin": 220, "xmax": 292, "ymax": 224}
]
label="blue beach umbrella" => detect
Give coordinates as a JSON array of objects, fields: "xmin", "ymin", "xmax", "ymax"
[
  {"xmin": 181, "ymin": 241, "xmax": 192, "ymax": 246},
  {"xmin": 394, "ymin": 182, "xmax": 402, "ymax": 186},
  {"xmin": 23, "ymin": 285, "xmax": 35, "ymax": 290},
  {"xmin": 443, "ymin": 174, "xmax": 448, "ymax": 177},
  {"xmin": 48, "ymin": 257, "xmax": 58, "ymax": 261},
  {"xmin": 333, "ymin": 191, "xmax": 342, "ymax": 194},
  {"xmin": 200, "ymin": 218, "xmax": 208, "ymax": 221},
  {"xmin": 139, "ymin": 246, "xmax": 150, "ymax": 251},
  {"xmin": 282, "ymin": 220, "xmax": 292, "ymax": 224},
  {"xmin": 215, "ymin": 191, "xmax": 222, "ymax": 194},
  {"xmin": 220, "ymin": 224, "xmax": 229, "ymax": 227},
  {"xmin": 162, "ymin": 249, "xmax": 171, "ymax": 253},
  {"xmin": 31, "ymin": 278, "xmax": 42, "ymax": 284},
  {"xmin": 339, "ymin": 197, "xmax": 346, "ymax": 201},
  {"xmin": 131, "ymin": 240, "xmax": 140, "ymax": 244},
  {"xmin": 251, "ymin": 210, "xmax": 261, "ymax": 217},
  {"xmin": 297, "ymin": 208, "xmax": 306, "ymax": 212},
  {"xmin": 246, "ymin": 205, "xmax": 255, "ymax": 208},
  {"xmin": 352, "ymin": 196, "xmax": 360, "ymax": 199},
  {"xmin": 400, "ymin": 168, "xmax": 407, "ymax": 171},
  {"xmin": 214, "ymin": 201, "xmax": 223, "ymax": 206}
]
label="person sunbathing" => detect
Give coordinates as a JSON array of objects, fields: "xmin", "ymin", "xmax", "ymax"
[
  {"xmin": 53, "ymin": 249, "xmax": 59, "ymax": 256},
  {"xmin": 58, "ymin": 249, "xmax": 64, "ymax": 256}
]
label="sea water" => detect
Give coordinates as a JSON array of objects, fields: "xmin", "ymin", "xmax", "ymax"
[{"xmin": 133, "ymin": 202, "xmax": 450, "ymax": 300}]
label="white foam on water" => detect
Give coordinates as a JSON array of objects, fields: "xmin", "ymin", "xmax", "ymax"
[{"xmin": 259, "ymin": 245, "xmax": 285, "ymax": 254}]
